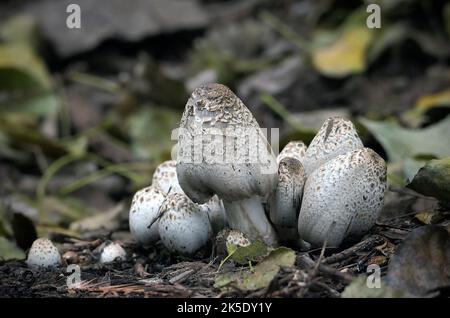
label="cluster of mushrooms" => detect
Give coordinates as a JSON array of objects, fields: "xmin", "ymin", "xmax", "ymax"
[
  {"xmin": 129, "ymin": 83, "xmax": 387, "ymax": 255},
  {"xmin": 25, "ymin": 83, "xmax": 387, "ymax": 268}
]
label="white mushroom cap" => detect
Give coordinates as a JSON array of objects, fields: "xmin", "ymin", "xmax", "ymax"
[
  {"xmin": 199, "ymin": 195, "xmax": 227, "ymax": 234},
  {"xmin": 269, "ymin": 157, "xmax": 306, "ymax": 227},
  {"xmin": 276, "ymin": 141, "xmax": 307, "ymax": 165},
  {"xmin": 100, "ymin": 242, "xmax": 127, "ymax": 264},
  {"xmin": 27, "ymin": 238, "xmax": 61, "ymax": 268},
  {"xmin": 152, "ymin": 160, "xmax": 185, "ymax": 195},
  {"xmin": 298, "ymin": 147, "xmax": 387, "ymax": 247},
  {"xmin": 177, "ymin": 83, "xmax": 277, "ymax": 204},
  {"xmin": 129, "ymin": 185, "xmax": 166, "ymax": 247},
  {"xmin": 303, "ymin": 117, "xmax": 363, "ymax": 175},
  {"xmin": 225, "ymin": 229, "xmax": 251, "ymax": 247},
  {"xmin": 158, "ymin": 193, "xmax": 212, "ymax": 255}
]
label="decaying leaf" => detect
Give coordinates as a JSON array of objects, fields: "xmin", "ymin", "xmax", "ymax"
[
  {"xmin": 407, "ymin": 157, "xmax": 450, "ymax": 202},
  {"xmin": 215, "ymin": 247, "xmax": 296, "ymax": 292},
  {"xmin": 226, "ymin": 240, "xmax": 269, "ymax": 265},
  {"xmin": 415, "ymin": 211, "xmax": 445, "ymax": 225},
  {"xmin": 386, "ymin": 225, "xmax": 450, "ymax": 296}
]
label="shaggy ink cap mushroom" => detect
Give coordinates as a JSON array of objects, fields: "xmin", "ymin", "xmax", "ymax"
[
  {"xmin": 158, "ymin": 192, "xmax": 212, "ymax": 256},
  {"xmin": 100, "ymin": 241, "xmax": 127, "ymax": 264},
  {"xmin": 177, "ymin": 83, "xmax": 278, "ymax": 246},
  {"xmin": 303, "ymin": 117, "xmax": 363, "ymax": 175},
  {"xmin": 270, "ymin": 157, "xmax": 306, "ymax": 228},
  {"xmin": 129, "ymin": 185, "xmax": 166, "ymax": 247},
  {"xmin": 298, "ymin": 147, "xmax": 387, "ymax": 247},
  {"xmin": 152, "ymin": 160, "xmax": 184, "ymax": 195},
  {"xmin": 27, "ymin": 238, "xmax": 61, "ymax": 268}
]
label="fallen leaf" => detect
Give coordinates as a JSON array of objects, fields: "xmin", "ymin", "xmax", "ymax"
[
  {"xmin": 415, "ymin": 211, "xmax": 445, "ymax": 225},
  {"xmin": 226, "ymin": 240, "xmax": 269, "ymax": 265},
  {"xmin": 407, "ymin": 157, "xmax": 450, "ymax": 202},
  {"xmin": 0, "ymin": 237, "xmax": 25, "ymax": 261},
  {"xmin": 386, "ymin": 225, "xmax": 450, "ymax": 296},
  {"xmin": 215, "ymin": 247, "xmax": 296, "ymax": 292}
]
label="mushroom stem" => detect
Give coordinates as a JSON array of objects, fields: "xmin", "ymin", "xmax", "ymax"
[{"xmin": 223, "ymin": 196, "xmax": 278, "ymax": 246}]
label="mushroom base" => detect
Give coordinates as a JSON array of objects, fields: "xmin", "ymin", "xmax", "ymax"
[{"xmin": 223, "ymin": 197, "xmax": 279, "ymax": 246}]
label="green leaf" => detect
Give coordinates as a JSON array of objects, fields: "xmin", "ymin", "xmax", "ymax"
[
  {"xmin": 0, "ymin": 237, "xmax": 25, "ymax": 261},
  {"xmin": 215, "ymin": 247, "xmax": 296, "ymax": 292},
  {"xmin": 407, "ymin": 157, "xmax": 450, "ymax": 201},
  {"xmin": 359, "ymin": 116, "xmax": 450, "ymax": 163},
  {"xmin": 226, "ymin": 240, "xmax": 269, "ymax": 265}
]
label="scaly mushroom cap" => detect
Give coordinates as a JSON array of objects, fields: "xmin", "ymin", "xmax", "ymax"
[
  {"xmin": 100, "ymin": 242, "xmax": 126, "ymax": 264},
  {"xmin": 27, "ymin": 238, "xmax": 61, "ymax": 268},
  {"xmin": 303, "ymin": 117, "xmax": 363, "ymax": 175},
  {"xmin": 277, "ymin": 141, "xmax": 307, "ymax": 165},
  {"xmin": 158, "ymin": 193, "xmax": 212, "ymax": 255},
  {"xmin": 129, "ymin": 185, "xmax": 166, "ymax": 247},
  {"xmin": 269, "ymin": 157, "xmax": 306, "ymax": 227},
  {"xmin": 298, "ymin": 147, "xmax": 387, "ymax": 247},
  {"xmin": 152, "ymin": 160, "xmax": 185, "ymax": 195},
  {"xmin": 177, "ymin": 83, "xmax": 277, "ymax": 203}
]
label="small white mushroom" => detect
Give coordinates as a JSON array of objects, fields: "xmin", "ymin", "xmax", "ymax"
[
  {"xmin": 100, "ymin": 242, "xmax": 127, "ymax": 264},
  {"xmin": 158, "ymin": 193, "xmax": 212, "ymax": 255},
  {"xmin": 129, "ymin": 185, "xmax": 166, "ymax": 247},
  {"xmin": 177, "ymin": 83, "xmax": 278, "ymax": 246},
  {"xmin": 303, "ymin": 117, "xmax": 363, "ymax": 175},
  {"xmin": 298, "ymin": 147, "xmax": 387, "ymax": 247},
  {"xmin": 152, "ymin": 160, "xmax": 185, "ymax": 195},
  {"xmin": 27, "ymin": 238, "xmax": 61, "ymax": 268},
  {"xmin": 269, "ymin": 157, "xmax": 306, "ymax": 227},
  {"xmin": 276, "ymin": 141, "xmax": 307, "ymax": 164}
]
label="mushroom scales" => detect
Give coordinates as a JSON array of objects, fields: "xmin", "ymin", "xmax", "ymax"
[{"xmin": 298, "ymin": 147, "xmax": 387, "ymax": 247}]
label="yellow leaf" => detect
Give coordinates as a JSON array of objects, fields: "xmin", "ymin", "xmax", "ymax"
[{"xmin": 312, "ymin": 28, "xmax": 373, "ymax": 77}]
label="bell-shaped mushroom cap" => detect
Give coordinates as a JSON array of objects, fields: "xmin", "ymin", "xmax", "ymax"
[
  {"xmin": 158, "ymin": 193, "xmax": 212, "ymax": 255},
  {"xmin": 129, "ymin": 185, "xmax": 166, "ymax": 247},
  {"xmin": 176, "ymin": 83, "xmax": 277, "ymax": 204},
  {"xmin": 298, "ymin": 147, "xmax": 387, "ymax": 247},
  {"xmin": 277, "ymin": 141, "xmax": 307, "ymax": 165},
  {"xmin": 152, "ymin": 160, "xmax": 185, "ymax": 195},
  {"xmin": 27, "ymin": 238, "xmax": 61, "ymax": 268},
  {"xmin": 269, "ymin": 157, "xmax": 306, "ymax": 227},
  {"xmin": 303, "ymin": 117, "xmax": 363, "ymax": 175}
]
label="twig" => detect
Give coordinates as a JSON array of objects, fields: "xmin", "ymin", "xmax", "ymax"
[{"xmin": 323, "ymin": 235, "xmax": 385, "ymax": 265}]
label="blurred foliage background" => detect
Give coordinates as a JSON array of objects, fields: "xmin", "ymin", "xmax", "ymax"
[{"xmin": 1, "ymin": 0, "xmax": 450, "ymax": 260}]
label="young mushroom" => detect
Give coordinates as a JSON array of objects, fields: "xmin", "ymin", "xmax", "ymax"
[
  {"xmin": 276, "ymin": 140, "xmax": 307, "ymax": 165},
  {"xmin": 129, "ymin": 185, "xmax": 166, "ymax": 247},
  {"xmin": 100, "ymin": 241, "xmax": 127, "ymax": 264},
  {"xmin": 152, "ymin": 160, "xmax": 185, "ymax": 195},
  {"xmin": 176, "ymin": 83, "xmax": 279, "ymax": 246},
  {"xmin": 158, "ymin": 192, "xmax": 212, "ymax": 256},
  {"xmin": 303, "ymin": 117, "xmax": 363, "ymax": 175},
  {"xmin": 298, "ymin": 147, "xmax": 387, "ymax": 247},
  {"xmin": 27, "ymin": 238, "xmax": 61, "ymax": 268},
  {"xmin": 153, "ymin": 160, "xmax": 227, "ymax": 233},
  {"xmin": 269, "ymin": 157, "xmax": 306, "ymax": 228}
]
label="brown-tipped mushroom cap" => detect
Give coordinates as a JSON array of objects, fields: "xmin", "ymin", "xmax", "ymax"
[
  {"xmin": 298, "ymin": 147, "xmax": 387, "ymax": 247},
  {"xmin": 269, "ymin": 157, "xmax": 306, "ymax": 227},
  {"xmin": 152, "ymin": 160, "xmax": 185, "ymax": 195},
  {"xmin": 277, "ymin": 141, "xmax": 307, "ymax": 165},
  {"xmin": 303, "ymin": 117, "xmax": 363, "ymax": 175}
]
